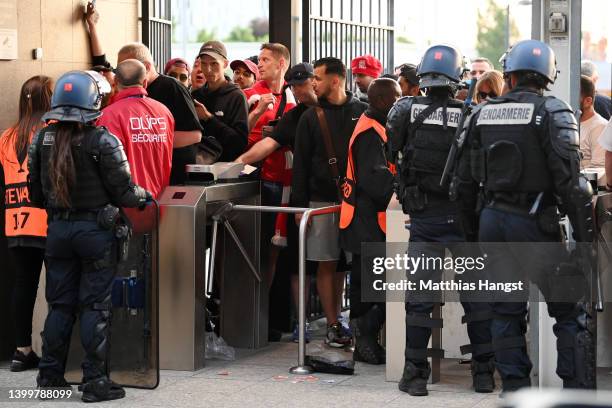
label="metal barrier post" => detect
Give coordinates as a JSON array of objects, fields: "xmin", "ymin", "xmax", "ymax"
[{"xmin": 231, "ymin": 204, "xmax": 340, "ymax": 374}]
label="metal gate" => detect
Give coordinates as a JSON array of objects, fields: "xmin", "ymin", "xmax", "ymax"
[
  {"xmin": 142, "ymin": 0, "xmax": 172, "ymax": 70},
  {"xmin": 302, "ymin": 0, "xmax": 394, "ymax": 77}
]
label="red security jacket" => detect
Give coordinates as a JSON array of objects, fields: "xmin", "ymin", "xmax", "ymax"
[{"xmin": 98, "ymin": 87, "xmax": 175, "ymax": 199}]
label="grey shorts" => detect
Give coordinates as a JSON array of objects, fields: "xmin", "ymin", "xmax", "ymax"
[{"xmin": 306, "ymin": 201, "xmax": 341, "ymax": 261}]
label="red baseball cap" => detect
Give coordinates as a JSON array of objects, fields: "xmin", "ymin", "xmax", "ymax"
[
  {"xmin": 230, "ymin": 59, "xmax": 260, "ymax": 80},
  {"xmin": 164, "ymin": 58, "xmax": 191, "ymax": 75},
  {"xmin": 351, "ymin": 55, "xmax": 383, "ymax": 78}
]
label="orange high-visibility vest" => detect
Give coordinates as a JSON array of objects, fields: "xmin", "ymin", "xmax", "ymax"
[
  {"xmin": 0, "ymin": 128, "xmax": 47, "ymax": 238},
  {"xmin": 339, "ymin": 114, "xmax": 395, "ymax": 233}
]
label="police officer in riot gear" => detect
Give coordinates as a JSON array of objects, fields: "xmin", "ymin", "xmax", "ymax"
[
  {"xmin": 28, "ymin": 71, "xmax": 152, "ymax": 402},
  {"xmin": 452, "ymin": 39, "xmax": 595, "ymax": 392},
  {"xmin": 386, "ymin": 45, "xmax": 495, "ymax": 396}
]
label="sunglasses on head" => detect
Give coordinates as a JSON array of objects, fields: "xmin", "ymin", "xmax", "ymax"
[
  {"xmin": 169, "ymin": 72, "xmax": 189, "ymax": 82},
  {"xmin": 478, "ymin": 91, "xmax": 497, "ymax": 100}
]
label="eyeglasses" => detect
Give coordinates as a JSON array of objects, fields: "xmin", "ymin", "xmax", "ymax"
[
  {"xmin": 169, "ymin": 72, "xmax": 189, "ymax": 82},
  {"xmin": 478, "ymin": 91, "xmax": 497, "ymax": 100}
]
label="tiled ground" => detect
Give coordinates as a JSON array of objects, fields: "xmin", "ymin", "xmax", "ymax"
[{"xmin": 1, "ymin": 340, "xmax": 610, "ymax": 408}]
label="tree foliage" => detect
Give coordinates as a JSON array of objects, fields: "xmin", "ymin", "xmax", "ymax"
[
  {"xmin": 196, "ymin": 28, "xmax": 217, "ymax": 43},
  {"xmin": 476, "ymin": 0, "xmax": 520, "ymax": 69}
]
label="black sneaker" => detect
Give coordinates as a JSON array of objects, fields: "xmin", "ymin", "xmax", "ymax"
[
  {"xmin": 10, "ymin": 350, "xmax": 40, "ymax": 372},
  {"xmin": 325, "ymin": 322, "xmax": 352, "ymax": 348},
  {"xmin": 79, "ymin": 377, "xmax": 126, "ymax": 403},
  {"xmin": 37, "ymin": 375, "xmax": 72, "ymax": 400}
]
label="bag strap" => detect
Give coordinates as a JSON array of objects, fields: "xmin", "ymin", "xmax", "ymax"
[
  {"xmin": 274, "ymin": 86, "xmax": 289, "ymax": 120},
  {"xmin": 315, "ymin": 107, "xmax": 342, "ymax": 201}
]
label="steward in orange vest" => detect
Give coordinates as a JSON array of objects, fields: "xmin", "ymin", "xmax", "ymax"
[
  {"xmin": 338, "ymin": 78, "xmax": 399, "ymax": 366},
  {"xmin": 0, "ymin": 128, "xmax": 48, "ymax": 243},
  {"xmin": 339, "ymin": 108, "xmax": 395, "ymax": 252}
]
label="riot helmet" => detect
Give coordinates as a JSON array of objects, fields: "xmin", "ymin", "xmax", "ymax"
[
  {"xmin": 500, "ymin": 39, "xmax": 558, "ymax": 84},
  {"xmin": 43, "ymin": 70, "xmax": 111, "ymax": 123},
  {"xmin": 417, "ymin": 45, "xmax": 465, "ymax": 89}
]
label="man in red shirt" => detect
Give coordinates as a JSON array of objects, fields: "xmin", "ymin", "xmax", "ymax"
[{"xmin": 97, "ymin": 59, "xmax": 175, "ymax": 199}]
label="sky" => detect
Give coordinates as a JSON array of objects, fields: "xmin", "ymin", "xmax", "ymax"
[{"xmin": 171, "ymin": 0, "xmax": 612, "ymax": 69}]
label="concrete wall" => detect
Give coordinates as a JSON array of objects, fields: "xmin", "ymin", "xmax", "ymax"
[
  {"xmin": 0, "ymin": 0, "xmax": 139, "ymax": 356},
  {"xmin": 0, "ymin": 0, "xmax": 140, "ymax": 133}
]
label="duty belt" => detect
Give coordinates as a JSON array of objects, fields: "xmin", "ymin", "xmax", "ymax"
[
  {"xmin": 49, "ymin": 209, "xmax": 100, "ymax": 222},
  {"xmin": 486, "ymin": 192, "xmax": 554, "ymax": 216}
]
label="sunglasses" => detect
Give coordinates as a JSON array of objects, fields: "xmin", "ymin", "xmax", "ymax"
[
  {"xmin": 478, "ymin": 91, "xmax": 497, "ymax": 100},
  {"xmin": 169, "ymin": 72, "xmax": 189, "ymax": 82},
  {"xmin": 234, "ymin": 69, "xmax": 255, "ymax": 78}
]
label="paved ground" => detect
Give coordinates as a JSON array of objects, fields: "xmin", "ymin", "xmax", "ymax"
[
  {"xmin": 2, "ymin": 339, "xmax": 611, "ymax": 408},
  {"xmin": 1, "ymin": 342, "xmax": 501, "ymax": 408}
]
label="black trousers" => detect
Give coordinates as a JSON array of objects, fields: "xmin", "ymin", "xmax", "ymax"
[
  {"xmin": 10, "ymin": 246, "xmax": 45, "ymax": 348},
  {"xmin": 38, "ymin": 220, "xmax": 116, "ymax": 381},
  {"xmin": 349, "ymin": 253, "xmax": 385, "ymax": 320}
]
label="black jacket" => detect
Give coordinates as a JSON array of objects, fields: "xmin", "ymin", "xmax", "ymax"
[
  {"xmin": 192, "ymin": 78, "xmax": 248, "ymax": 162},
  {"xmin": 595, "ymin": 93, "xmax": 612, "ymax": 121},
  {"xmin": 292, "ymin": 92, "xmax": 368, "ymax": 207},
  {"xmin": 339, "ymin": 109, "xmax": 395, "ymax": 254}
]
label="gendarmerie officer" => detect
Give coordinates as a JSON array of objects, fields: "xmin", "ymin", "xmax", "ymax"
[
  {"xmin": 386, "ymin": 45, "xmax": 495, "ymax": 396},
  {"xmin": 28, "ymin": 71, "xmax": 151, "ymax": 402},
  {"xmin": 452, "ymin": 39, "xmax": 595, "ymax": 392}
]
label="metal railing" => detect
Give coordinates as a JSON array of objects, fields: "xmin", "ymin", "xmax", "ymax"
[
  {"xmin": 303, "ymin": 0, "xmax": 395, "ymax": 82},
  {"xmin": 142, "ymin": 0, "xmax": 172, "ymax": 72},
  {"xmin": 227, "ymin": 203, "xmax": 341, "ymax": 374}
]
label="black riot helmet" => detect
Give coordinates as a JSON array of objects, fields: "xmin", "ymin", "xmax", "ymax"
[
  {"xmin": 417, "ymin": 45, "xmax": 465, "ymax": 89},
  {"xmin": 500, "ymin": 39, "xmax": 558, "ymax": 84},
  {"xmin": 42, "ymin": 70, "xmax": 111, "ymax": 124}
]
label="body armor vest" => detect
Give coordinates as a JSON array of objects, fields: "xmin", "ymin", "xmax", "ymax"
[
  {"xmin": 471, "ymin": 92, "xmax": 553, "ymax": 196},
  {"xmin": 38, "ymin": 123, "xmax": 112, "ymax": 210},
  {"xmin": 405, "ymin": 95, "xmax": 464, "ymax": 196}
]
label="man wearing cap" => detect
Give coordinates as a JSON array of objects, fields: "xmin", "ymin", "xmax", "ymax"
[
  {"xmin": 236, "ymin": 63, "xmax": 316, "ymax": 164},
  {"xmin": 97, "ymin": 59, "xmax": 175, "ymax": 199},
  {"xmin": 117, "ymin": 43, "xmax": 202, "ymax": 185},
  {"xmin": 237, "ymin": 64, "xmax": 318, "ymax": 338},
  {"xmin": 231, "ymin": 59, "xmax": 259, "ymax": 90},
  {"xmin": 397, "ymin": 63, "xmax": 421, "ymax": 97},
  {"xmin": 192, "ymin": 40, "xmax": 249, "ymax": 162},
  {"xmin": 351, "ymin": 55, "xmax": 383, "ymax": 103},
  {"xmin": 164, "ymin": 58, "xmax": 191, "ymax": 88}
]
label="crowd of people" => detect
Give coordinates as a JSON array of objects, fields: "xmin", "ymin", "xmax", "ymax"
[{"xmin": 2, "ymin": 0, "xmax": 612, "ymax": 403}]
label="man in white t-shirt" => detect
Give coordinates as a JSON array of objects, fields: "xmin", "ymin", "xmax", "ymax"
[
  {"xmin": 579, "ymin": 75, "xmax": 607, "ymax": 168},
  {"xmin": 598, "ymin": 117, "xmax": 612, "ymax": 189}
]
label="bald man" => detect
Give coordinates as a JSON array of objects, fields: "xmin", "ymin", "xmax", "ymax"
[
  {"xmin": 339, "ymin": 78, "xmax": 399, "ymax": 365},
  {"xmin": 97, "ymin": 58, "xmax": 175, "ymax": 198}
]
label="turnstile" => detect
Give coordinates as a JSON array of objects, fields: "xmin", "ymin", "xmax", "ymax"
[{"xmin": 158, "ymin": 181, "xmax": 264, "ymax": 371}]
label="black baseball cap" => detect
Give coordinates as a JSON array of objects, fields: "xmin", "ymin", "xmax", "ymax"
[{"xmin": 285, "ymin": 63, "xmax": 314, "ymax": 86}]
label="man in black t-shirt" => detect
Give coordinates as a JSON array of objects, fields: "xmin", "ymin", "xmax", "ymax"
[{"xmin": 118, "ymin": 43, "xmax": 203, "ymax": 185}]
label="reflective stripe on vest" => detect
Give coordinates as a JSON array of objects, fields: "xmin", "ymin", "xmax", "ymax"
[
  {"xmin": 339, "ymin": 114, "xmax": 393, "ymax": 233},
  {"xmin": 0, "ymin": 128, "xmax": 47, "ymax": 238}
]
